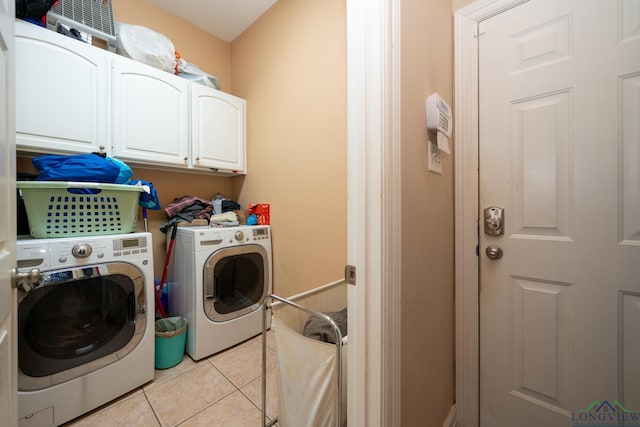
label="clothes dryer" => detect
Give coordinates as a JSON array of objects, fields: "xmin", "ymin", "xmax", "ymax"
[{"xmin": 168, "ymin": 225, "xmax": 272, "ymax": 360}]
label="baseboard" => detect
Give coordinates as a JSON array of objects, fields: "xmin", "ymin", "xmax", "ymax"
[{"xmin": 443, "ymin": 403, "xmax": 457, "ymax": 427}]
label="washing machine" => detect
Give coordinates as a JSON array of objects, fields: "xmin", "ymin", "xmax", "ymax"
[
  {"xmin": 168, "ymin": 225, "xmax": 272, "ymax": 360},
  {"xmin": 16, "ymin": 232, "xmax": 155, "ymax": 427}
]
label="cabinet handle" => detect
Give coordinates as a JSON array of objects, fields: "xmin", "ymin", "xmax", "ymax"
[
  {"xmin": 99, "ymin": 145, "xmax": 105, "ymax": 152},
  {"xmin": 195, "ymin": 157, "xmax": 200, "ymax": 162},
  {"xmin": 183, "ymin": 157, "xmax": 188, "ymax": 162}
]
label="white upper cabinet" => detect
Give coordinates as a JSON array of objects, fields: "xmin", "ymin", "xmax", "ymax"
[
  {"xmin": 15, "ymin": 20, "xmax": 109, "ymax": 155},
  {"xmin": 14, "ymin": 20, "xmax": 246, "ymax": 175},
  {"xmin": 191, "ymin": 84, "xmax": 246, "ymax": 174},
  {"xmin": 111, "ymin": 55, "xmax": 190, "ymax": 167}
]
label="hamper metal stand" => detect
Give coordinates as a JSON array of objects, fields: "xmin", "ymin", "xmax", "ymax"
[{"xmin": 261, "ymin": 280, "xmax": 346, "ymax": 427}]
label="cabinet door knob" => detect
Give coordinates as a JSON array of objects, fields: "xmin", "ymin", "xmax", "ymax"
[
  {"xmin": 183, "ymin": 157, "xmax": 188, "ymax": 161},
  {"xmin": 195, "ymin": 157, "xmax": 200, "ymax": 162}
]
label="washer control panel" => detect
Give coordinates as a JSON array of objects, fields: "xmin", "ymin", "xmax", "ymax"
[
  {"xmin": 112, "ymin": 235, "xmax": 149, "ymax": 257},
  {"xmin": 17, "ymin": 233, "xmax": 151, "ymax": 268}
]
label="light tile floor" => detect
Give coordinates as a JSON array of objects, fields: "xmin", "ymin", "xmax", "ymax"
[{"xmin": 62, "ymin": 331, "xmax": 279, "ymax": 427}]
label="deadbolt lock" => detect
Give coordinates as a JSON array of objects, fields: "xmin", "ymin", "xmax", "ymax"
[{"xmin": 484, "ymin": 206, "xmax": 505, "ymax": 236}]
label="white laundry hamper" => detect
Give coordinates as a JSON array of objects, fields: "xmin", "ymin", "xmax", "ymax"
[{"xmin": 262, "ymin": 280, "xmax": 347, "ymax": 427}]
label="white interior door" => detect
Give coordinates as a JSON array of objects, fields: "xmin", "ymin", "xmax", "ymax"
[
  {"xmin": 0, "ymin": 0, "xmax": 17, "ymax": 425},
  {"xmin": 479, "ymin": 1, "xmax": 640, "ymax": 425}
]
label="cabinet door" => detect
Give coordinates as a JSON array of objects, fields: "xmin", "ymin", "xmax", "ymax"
[
  {"xmin": 15, "ymin": 21, "xmax": 109, "ymax": 154},
  {"xmin": 191, "ymin": 83, "xmax": 246, "ymax": 174},
  {"xmin": 112, "ymin": 56, "xmax": 189, "ymax": 167}
]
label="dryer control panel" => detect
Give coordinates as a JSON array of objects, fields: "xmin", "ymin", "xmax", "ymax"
[
  {"xmin": 251, "ymin": 227, "xmax": 269, "ymax": 240},
  {"xmin": 188, "ymin": 225, "xmax": 271, "ymax": 250}
]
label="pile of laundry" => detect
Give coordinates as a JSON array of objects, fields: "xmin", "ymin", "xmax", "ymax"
[
  {"xmin": 161, "ymin": 194, "xmax": 240, "ymax": 233},
  {"xmin": 28, "ymin": 153, "xmax": 161, "ymax": 210}
]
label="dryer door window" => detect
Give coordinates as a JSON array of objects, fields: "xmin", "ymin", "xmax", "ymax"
[{"xmin": 204, "ymin": 244, "xmax": 270, "ymax": 322}]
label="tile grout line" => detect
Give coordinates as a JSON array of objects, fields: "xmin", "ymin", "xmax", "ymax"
[
  {"xmin": 236, "ymin": 372, "xmax": 278, "ymax": 423},
  {"xmin": 142, "ymin": 389, "xmax": 164, "ymax": 427},
  {"xmin": 64, "ymin": 333, "xmax": 280, "ymax": 426},
  {"xmin": 170, "ymin": 387, "xmax": 239, "ymax": 427}
]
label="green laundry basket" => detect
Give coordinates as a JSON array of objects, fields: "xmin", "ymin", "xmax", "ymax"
[{"xmin": 154, "ymin": 317, "xmax": 188, "ymax": 369}]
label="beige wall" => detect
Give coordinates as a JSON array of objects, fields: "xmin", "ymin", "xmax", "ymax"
[
  {"xmin": 400, "ymin": 0, "xmax": 456, "ymax": 425},
  {"xmin": 230, "ymin": 0, "xmax": 348, "ymax": 297},
  {"xmin": 453, "ymin": 0, "xmax": 477, "ymax": 11}
]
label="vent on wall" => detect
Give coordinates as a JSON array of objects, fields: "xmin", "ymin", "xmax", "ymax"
[{"xmin": 46, "ymin": 0, "xmax": 116, "ymax": 51}]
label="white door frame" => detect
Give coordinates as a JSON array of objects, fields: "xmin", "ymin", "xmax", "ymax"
[
  {"xmin": 0, "ymin": 0, "xmax": 17, "ymax": 425},
  {"xmin": 454, "ymin": 0, "xmax": 528, "ymax": 425},
  {"xmin": 347, "ymin": 0, "xmax": 402, "ymax": 426}
]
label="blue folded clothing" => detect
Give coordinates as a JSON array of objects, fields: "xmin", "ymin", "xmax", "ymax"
[
  {"xmin": 129, "ymin": 179, "xmax": 161, "ymax": 210},
  {"xmin": 33, "ymin": 154, "xmax": 122, "ymax": 183},
  {"xmin": 32, "ymin": 154, "xmax": 159, "ymax": 208},
  {"xmin": 107, "ymin": 157, "xmax": 134, "ymax": 184}
]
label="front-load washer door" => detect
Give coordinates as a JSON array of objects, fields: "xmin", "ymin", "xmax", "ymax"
[
  {"xmin": 203, "ymin": 244, "xmax": 269, "ymax": 322},
  {"xmin": 17, "ymin": 262, "xmax": 148, "ymax": 391}
]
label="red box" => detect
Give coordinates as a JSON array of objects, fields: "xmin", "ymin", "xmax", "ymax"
[{"xmin": 249, "ymin": 203, "xmax": 270, "ymax": 225}]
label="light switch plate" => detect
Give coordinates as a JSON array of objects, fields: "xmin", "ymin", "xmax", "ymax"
[{"xmin": 428, "ymin": 140, "xmax": 443, "ymax": 174}]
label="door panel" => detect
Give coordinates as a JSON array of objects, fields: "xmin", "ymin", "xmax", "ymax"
[
  {"xmin": 111, "ymin": 56, "xmax": 189, "ymax": 166},
  {"xmin": 479, "ymin": 1, "xmax": 640, "ymax": 425},
  {"xmin": 511, "ymin": 90, "xmax": 572, "ymax": 239},
  {"xmin": 191, "ymin": 84, "xmax": 246, "ymax": 173},
  {"xmin": 15, "ymin": 21, "xmax": 108, "ymax": 155},
  {"xmin": 621, "ymin": 74, "xmax": 640, "ymax": 244},
  {"xmin": 621, "ymin": 292, "xmax": 640, "ymax": 410}
]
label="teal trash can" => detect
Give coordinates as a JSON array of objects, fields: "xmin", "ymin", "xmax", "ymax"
[{"xmin": 155, "ymin": 317, "xmax": 188, "ymax": 369}]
